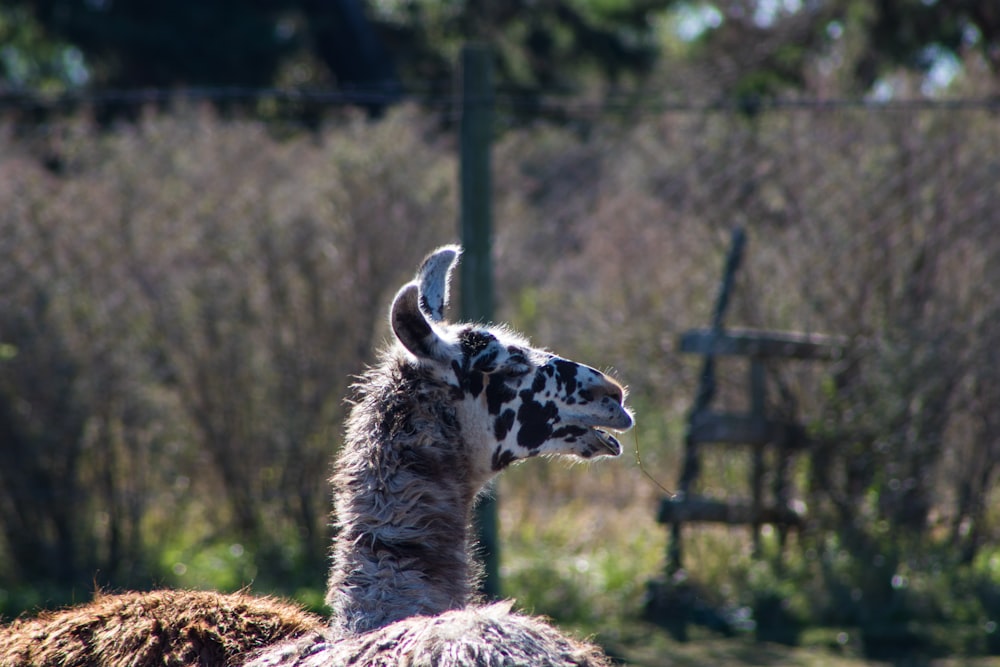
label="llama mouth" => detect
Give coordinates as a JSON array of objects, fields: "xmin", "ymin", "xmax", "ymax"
[{"xmin": 592, "ymin": 428, "xmax": 623, "ymax": 456}]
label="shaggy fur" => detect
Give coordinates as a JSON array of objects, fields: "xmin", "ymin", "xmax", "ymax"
[
  {"xmin": 244, "ymin": 603, "xmax": 611, "ymax": 667},
  {"xmin": 325, "ymin": 349, "xmax": 480, "ymax": 634},
  {"xmin": 0, "ymin": 589, "xmax": 323, "ymax": 667}
]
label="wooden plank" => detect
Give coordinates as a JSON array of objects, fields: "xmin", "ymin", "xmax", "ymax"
[
  {"xmin": 679, "ymin": 328, "xmax": 848, "ymax": 360},
  {"xmin": 686, "ymin": 411, "xmax": 807, "ymax": 447},
  {"xmin": 657, "ymin": 496, "xmax": 805, "ymax": 526}
]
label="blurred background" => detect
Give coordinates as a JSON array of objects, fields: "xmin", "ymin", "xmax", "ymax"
[{"xmin": 2, "ymin": 1, "xmax": 1000, "ymax": 664}]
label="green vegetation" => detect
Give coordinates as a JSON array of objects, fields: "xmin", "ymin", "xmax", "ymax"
[
  {"xmin": 4, "ymin": 1, "xmax": 1000, "ymax": 105},
  {"xmin": 4, "ymin": 6, "xmax": 1000, "ymax": 664},
  {"xmin": 2, "ymin": 96, "xmax": 1000, "ymax": 665}
]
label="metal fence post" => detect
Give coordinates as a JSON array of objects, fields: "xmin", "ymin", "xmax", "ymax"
[{"xmin": 459, "ymin": 43, "xmax": 499, "ymax": 599}]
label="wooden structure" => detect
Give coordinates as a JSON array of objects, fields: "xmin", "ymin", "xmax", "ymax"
[{"xmin": 659, "ymin": 230, "xmax": 847, "ymax": 573}]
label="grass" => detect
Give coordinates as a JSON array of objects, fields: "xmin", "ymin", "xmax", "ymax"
[
  {"xmin": 602, "ymin": 623, "xmax": 1000, "ymax": 667},
  {"xmin": 601, "ymin": 625, "xmax": 867, "ymax": 667},
  {"xmin": 606, "ymin": 630, "xmax": 1000, "ymax": 667},
  {"xmin": 495, "ymin": 422, "xmax": 1000, "ymax": 666}
]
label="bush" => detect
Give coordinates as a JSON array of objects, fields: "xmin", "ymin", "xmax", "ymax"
[
  {"xmin": 2, "ymin": 100, "xmax": 1000, "ymax": 657},
  {"xmin": 0, "ymin": 104, "xmax": 455, "ymax": 612}
]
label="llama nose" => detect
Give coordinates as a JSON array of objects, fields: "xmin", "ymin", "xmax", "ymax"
[
  {"xmin": 589, "ymin": 377, "xmax": 633, "ymax": 430},
  {"xmin": 589, "ymin": 377, "xmax": 624, "ymax": 406}
]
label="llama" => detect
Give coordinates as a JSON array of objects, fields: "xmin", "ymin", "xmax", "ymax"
[
  {"xmin": 0, "ymin": 589, "xmax": 323, "ymax": 667},
  {"xmin": 0, "ymin": 245, "xmax": 631, "ymax": 667},
  {"xmin": 243, "ymin": 245, "xmax": 633, "ymax": 666}
]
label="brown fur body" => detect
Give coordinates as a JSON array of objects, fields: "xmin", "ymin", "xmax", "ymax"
[{"xmin": 0, "ymin": 589, "xmax": 323, "ymax": 667}]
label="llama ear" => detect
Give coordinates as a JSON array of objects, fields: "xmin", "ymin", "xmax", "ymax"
[
  {"xmin": 391, "ymin": 283, "xmax": 450, "ymax": 360},
  {"xmin": 416, "ymin": 245, "xmax": 461, "ymax": 323}
]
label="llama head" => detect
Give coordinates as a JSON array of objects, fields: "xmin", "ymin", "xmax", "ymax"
[{"xmin": 391, "ymin": 245, "xmax": 633, "ymax": 484}]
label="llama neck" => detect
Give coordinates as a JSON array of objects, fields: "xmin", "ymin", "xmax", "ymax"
[{"xmin": 325, "ymin": 356, "xmax": 480, "ymax": 635}]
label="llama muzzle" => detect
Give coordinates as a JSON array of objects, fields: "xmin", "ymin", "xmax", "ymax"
[{"xmin": 592, "ymin": 428, "xmax": 624, "ymax": 456}]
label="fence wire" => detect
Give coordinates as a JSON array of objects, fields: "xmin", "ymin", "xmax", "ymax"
[{"xmin": 1, "ymin": 89, "xmax": 999, "ymax": 608}]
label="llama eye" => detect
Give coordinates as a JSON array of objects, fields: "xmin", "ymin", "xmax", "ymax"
[
  {"xmin": 503, "ymin": 364, "xmax": 532, "ymax": 379},
  {"xmin": 501, "ymin": 351, "xmax": 533, "ymax": 378}
]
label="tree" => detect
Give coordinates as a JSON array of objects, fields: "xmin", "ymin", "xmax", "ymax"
[
  {"xmin": 4, "ymin": 1, "xmax": 1000, "ymax": 104},
  {"xmin": 15, "ymin": 0, "xmax": 298, "ymax": 89},
  {"xmin": 846, "ymin": 0, "xmax": 1000, "ymax": 90},
  {"xmin": 3, "ymin": 0, "xmax": 670, "ymax": 99},
  {"xmin": 681, "ymin": 0, "xmax": 1000, "ymax": 98}
]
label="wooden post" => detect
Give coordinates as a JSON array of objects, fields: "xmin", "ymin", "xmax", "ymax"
[
  {"xmin": 669, "ymin": 228, "xmax": 746, "ymax": 574},
  {"xmin": 749, "ymin": 359, "xmax": 766, "ymax": 557},
  {"xmin": 459, "ymin": 43, "xmax": 499, "ymax": 599}
]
